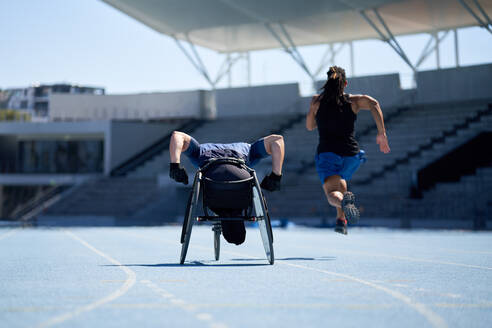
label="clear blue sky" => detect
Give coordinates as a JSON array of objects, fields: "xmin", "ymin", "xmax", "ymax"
[{"xmin": 1, "ymin": 0, "xmax": 491, "ymax": 95}]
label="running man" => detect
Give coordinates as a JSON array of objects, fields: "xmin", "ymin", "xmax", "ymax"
[
  {"xmin": 306, "ymin": 66, "xmax": 390, "ymax": 235},
  {"xmin": 168, "ymin": 131, "xmax": 284, "ymax": 244}
]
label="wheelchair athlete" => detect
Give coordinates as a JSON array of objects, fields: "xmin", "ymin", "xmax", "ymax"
[{"xmin": 169, "ymin": 131, "xmax": 284, "ymax": 245}]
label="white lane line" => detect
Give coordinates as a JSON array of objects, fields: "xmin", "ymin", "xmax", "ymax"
[
  {"xmin": 37, "ymin": 230, "xmax": 137, "ymax": 328},
  {"xmin": 128, "ymin": 227, "xmax": 489, "ymax": 269},
  {"xmin": 209, "ymin": 324, "xmax": 229, "ymax": 328},
  {"xmin": 283, "ymin": 230, "xmax": 492, "ymax": 270},
  {"xmin": 282, "ymin": 261, "xmax": 447, "ymax": 328},
  {"xmin": 219, "ymin": 248, "xmax": 448, "ymax": 328},
  {"xmin": 434, "ymin": 303, "xmax": 492, "ymax": 308},
  {"xmin": 6, "ymin": 301, "xmax": 492, "ymax": 312},
  {"xmin": 437, "ymin": 248, "xmax": 492, "ymax": 256},
  {"xmin": 141, "ymin": 279, "xmax": 228, "ymax": 328},
  {"xmin": 332, "ymin": 249, "xmax": 492, "ymax": 271},
  {"xmin": 0, "ymin": 229, "xmax": 18, "ymax": 241},
  {"xmin": 196, "ymin": 313, "xmax": 213, "ymax": 321},
  {"xmin": 290, "ymin": 242, "xmax": 492, "ymax": 271},
  {"xmin": 125, "ymin": 230, "xmax": 447, "ymax": 328},
  {"xmin": 414, "ymin": 288, "xmax": 461, "ymax": 299}
]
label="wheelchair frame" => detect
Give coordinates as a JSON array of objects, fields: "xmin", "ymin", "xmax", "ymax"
[{"xmin": 179, "ymin": 158, "xmax": 274, "ymax": 265}]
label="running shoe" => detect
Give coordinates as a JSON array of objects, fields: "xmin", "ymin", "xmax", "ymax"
[
  {"xmin": 341, "ymin": 192, "xmax": 360, "ymax": 224},
  {"xmin": 334, "ymin": 218, "xmax": 347, "ymax": 235}
]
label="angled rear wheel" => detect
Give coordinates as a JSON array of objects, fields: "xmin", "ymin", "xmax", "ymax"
[
  {"xmin": 179, "ymin": 173, "xmax": 201, "ymax": 265},
  {"xmin": 251, "ymin": 174, "xmax": 275, "ymax": 265}
]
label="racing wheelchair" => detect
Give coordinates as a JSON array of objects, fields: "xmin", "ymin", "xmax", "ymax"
[{"xmin": 179, "ymin": 157, "xmax": 274, "ymax": 265}]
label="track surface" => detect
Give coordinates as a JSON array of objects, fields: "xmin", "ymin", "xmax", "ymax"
[{"xmin": 1, "ymin": 225, "xmax": 491, "ymax": 328}]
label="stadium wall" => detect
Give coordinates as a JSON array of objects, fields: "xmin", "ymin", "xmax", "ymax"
[
  {"xmin": 316, "ymin": 73, "xmax": 406, "ymax": 108},
  {"xmin": 45, "ymin": 65, "xmax": 492, "ymax": 121},
  {"xmin": 50, "ymin": 90, "xmax": 205, "ymax": 120},
  {"xmin": 216, "ymin": 83, "xmax": 300, "ymax": 116},
  {"xmin": 50, "ymin": 83, "xmax": 302, "ymax": 120},
  {"xmin": 416, "ymin": 64, "xmax": 492, "ymax": 104},
  {"xmin": 344, "ymin": 73, "xmax": 404, "ymax": 107},
  {"xmin": 108, "ymin": 122, "xmax": 171, "ymax": 172}
]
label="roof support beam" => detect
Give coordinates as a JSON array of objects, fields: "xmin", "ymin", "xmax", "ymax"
[
  {"xmin": 246, "ymin": 52, "xmax": 251, "ymax": 86},
  {"xmin": 360, "ymin": 9, "xmax": 417, "ymax": 72},
  {"xmin": 415, "ymin": 34, "xmax": 435, "ymax": 68},
  {"xmin": 313, "ymin": 43, "xmax": 345, "ymax": 77},
  {"xmin": 226, "ymin": 53, "xmax": 232, "ymax": 87},
  {"xmin": 171, "ymin": 35, "xmax": 252, "ymax": 119},
  {"xmin": 172, "ymin": 34, "xmax": 246, "ymax": 89},
  {"xmin": 458, "ymin": 0, "xmax": 492, "ymax": 33},
  {"xmin": 173, "ymin": 35, "xmax": 214, "ymax": 87},
  {"xmin": 433, "ymin": 31, "xmax": 441, "ymax": 69},
  {"xmin": 349, "ymin": 41, "xmax": 355, "ymax": 76},
  {"xmin": 264, "ymin": 22, "xmax": 317, "ymax": 90},
  {"xmin": 315, "ymin": 44, "xmax": 334, "ymax": 76},
  {"xmin": 213, "ymin": 53, "xmax": 245, "ymax": 86},
  {"xmin": 415, "ymin": 30, "xmax": 450, "ymax": 69},
  {"xmin": 473, "ymin": 0, "xmax": 492, "ymax": 26},
  {"xmin": 454, "ymin": 29, "xmax": 460, "ymax": 67}
]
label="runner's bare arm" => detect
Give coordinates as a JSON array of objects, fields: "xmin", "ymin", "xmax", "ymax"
[{"xmin": 349, "ymin": 94, "xmax": 390, "ymax": 153}]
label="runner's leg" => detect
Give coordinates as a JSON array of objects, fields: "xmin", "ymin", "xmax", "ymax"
[{"xmin": 322, "ymin": 175, "xmax": 345, "ymax": 212}]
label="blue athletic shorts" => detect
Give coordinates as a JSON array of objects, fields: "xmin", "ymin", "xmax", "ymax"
[
  {"xmin": 183, "ymin": 137, "xmax": 269, "ymax": 168},
  {"xmin": 315, "ymin": 150, "xmax": 366, "ymax": 183}
]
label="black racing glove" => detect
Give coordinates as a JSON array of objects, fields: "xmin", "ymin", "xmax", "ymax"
[
  {"xmin": 260, "ymin": 172, "xmax": 282, "ymax": 192},
  {"xmin": 169, "ymin": 163, "xmax": 188, "ymax": 185}
]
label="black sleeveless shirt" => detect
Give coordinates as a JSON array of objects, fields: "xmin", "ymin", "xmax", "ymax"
[{"xmin": 315, "ymin": 95, "xmax": 359, "ymax": 156}]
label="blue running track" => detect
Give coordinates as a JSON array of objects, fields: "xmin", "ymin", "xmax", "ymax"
[{"xmin": 1, "ymin": 225, "xmax": 491, "ymax": 328}]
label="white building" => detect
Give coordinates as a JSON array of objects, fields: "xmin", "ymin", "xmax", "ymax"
[{"xmin": 0, "ymin": 83, "xmax": 105, "ymax": 118}]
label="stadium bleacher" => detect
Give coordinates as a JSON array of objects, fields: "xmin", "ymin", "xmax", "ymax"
[
  {"xmin": 41, "ymin": 177, "xmax": 159, "ymax": 224},
  {"xmin": 129, "ymin": 113, "xmax": 301, "ymax": 178},
  {"xmin": 264, "ymin": 98, "xmax": 492, "ymax": 224},
  {"xmin": 3, "ymin": 65, "xmax": 491, "ymax": 228}
]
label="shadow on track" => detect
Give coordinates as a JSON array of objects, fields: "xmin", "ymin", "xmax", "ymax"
[
  {"xmin": 231, "ymin": 256, "xmax": 336, "ymax": 261},
  {"xmin": 102, "ymin": 261, "xmax": 270, "ymax": 268}
]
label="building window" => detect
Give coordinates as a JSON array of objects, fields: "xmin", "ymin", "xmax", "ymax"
[{"xmin": 18, "ymin": 140, "xmax": 104, "ymax": 173}]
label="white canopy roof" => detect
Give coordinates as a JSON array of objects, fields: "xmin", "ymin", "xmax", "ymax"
[{"xmin": 102, "ymin": 0, "xmax": 491, "ymax": 53}]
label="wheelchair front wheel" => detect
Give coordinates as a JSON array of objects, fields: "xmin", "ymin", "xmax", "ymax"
[{"xmin": 213, "ymin": 223, "xmax": 221, "ymax": 261}]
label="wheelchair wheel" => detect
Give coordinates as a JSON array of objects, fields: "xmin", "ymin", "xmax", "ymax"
[
  {"xmin": 258, "ymin": 218, "xmax": 274, "ymax": 265},
  {"xmin": 180, "ymin": 192, "xmax": 193, "ymax": 244},
  {"xmin": 262, "ymin": 194, "xmax": 274, "ymax": 243},
  {"xmin": 213, "ymin": 223, "xmax": 221, "ymax": 261},
  {"xmin": 180, "ymin": 213, "xmax": 193, "ymax": 264},
  {"xmin": 265, "ymin": 215, "xmax": 274, "ymax": 265},
  {"xmin": 255, "ymin": 188, "xmax": 274, "ymax": 265},
  {"xmin": 180, "ymin": 173, "xmax": 200, "ymax": 265}
]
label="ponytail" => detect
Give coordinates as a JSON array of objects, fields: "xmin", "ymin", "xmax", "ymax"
[{"xmin": 319, "ymin": 66, "xmax": 348, "ymax": 107}]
